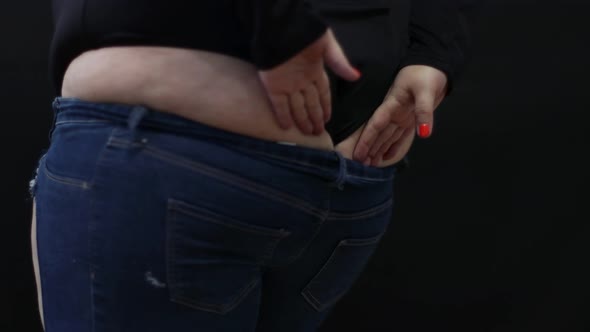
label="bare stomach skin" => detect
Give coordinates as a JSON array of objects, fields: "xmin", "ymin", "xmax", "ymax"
[{"xmin": 62, "ymin": 46, "xmax": 394, "ymax": 167}]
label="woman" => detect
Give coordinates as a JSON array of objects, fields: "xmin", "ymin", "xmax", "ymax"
[{"xmin": 31, "ymin": 0, "xmax": 469, "ymax": 331}]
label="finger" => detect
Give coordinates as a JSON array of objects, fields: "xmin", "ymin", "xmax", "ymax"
[
  {"xmin": 353, "ymin": 112, "xmax": 390, "ymax": 162},
  {"xmin": 323, "ymin": 30, "xmax": 361, "ymax": 82},
  {"xmin": 317, "ymin": 71, "xmax": 332, "ymax": 122},
  {"xmin": 414, "ymin": 90, "xmax": 436, "ymax": 138},
  {"xmin": 368, "ymin": 123, "xmax": 398, "ymax": 158},
  {"xmin": 383, "ymin": 128, "xmax": 414, "ymax": 161},
  {"xmin": 269, "ymin": 94, "xmax": 293, "ymax": 129},
  {"xmin": 302, "ymin": 84, "xmax": 325, "ymax": 135},
  {"xmin": 376, "ymin": 126, "xmax": 406, "ymax": 158},
  {"xmin": 370, "ymin": 155, "xmax": 382, "ymax": 167},
  {"xmin": 353, "ymin": 102, "xmax": 396, "ymax": 161},
  {"xmin": 289, "ymin": 91, "xmax": 313, "ymax": 134}
]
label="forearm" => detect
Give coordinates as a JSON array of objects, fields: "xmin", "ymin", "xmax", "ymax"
[{"xmin": 400, "ymin": 0, "xmax": 474, "ymax": 94}]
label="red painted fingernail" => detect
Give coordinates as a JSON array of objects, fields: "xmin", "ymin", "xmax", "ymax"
[{"xmin": 418, "ymin": 124, "xmax": 431, "ymax": 138}]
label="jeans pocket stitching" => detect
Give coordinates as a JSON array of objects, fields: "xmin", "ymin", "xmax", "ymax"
[
  {"xmin": 43, "ymin": 161, "xmax": 91, "ymax": 189},
  {"xmin": 165, "ymin": 200, "xmax": 280, "ymax": 315},
  {"xmin": 170, "ymin": 278, "xmax": 260, "ymax": 315},
  {"xmin": 301, "ymin": 233, "xmax": 383, "ymax": 312}
]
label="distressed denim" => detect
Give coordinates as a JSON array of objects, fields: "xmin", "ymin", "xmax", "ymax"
[{"xmin": 30, "ymin": 97, "xmax": 398, "ymax": 332}]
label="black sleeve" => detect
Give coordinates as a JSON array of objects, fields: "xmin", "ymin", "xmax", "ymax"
[
  {"xmin": 399, "ymin": 0, "xmax": 476, "ymax": 94},
  {"xmin": 238, "ymin": 0, "xmax": 328, "ymax": 70}
]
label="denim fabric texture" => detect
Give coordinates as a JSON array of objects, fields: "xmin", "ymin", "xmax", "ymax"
[{"xmin": 31, "ymin": 97, "xmax": 398, "ymax": 332}]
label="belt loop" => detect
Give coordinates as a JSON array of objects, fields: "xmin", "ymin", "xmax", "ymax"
[
  {"xmin": 127, "ymin": 105, "xmax": 149, "ymax": 131},
  {"xmin": 331, "ymin": 152, "xmax": 347, "ymax": 190}
]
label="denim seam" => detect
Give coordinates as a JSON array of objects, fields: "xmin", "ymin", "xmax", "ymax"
[
  {"xmin": 301, "ymin": 233, "xmax": 383, "ymax": 312},
  {"xmin": 107, "ymin": 138, "xmax": 326, "ymax": 218},
  {"xmin": 267, "ymin": 215, "xmax": 329, "ymax": 268},
  {"xmin": 54, "ymin": 120, "xmax": 112, "ymax": 126},
  {"xmin": 233, "ymin": 146, "xmax": 395, "ymax": 182},
  {"xmin": 170, "ymin": 279, "xmax": 260, "ymax": 315},
  {"xmin": 165, "ymin": 207, "xmax": 260, "ymax": 315},
  {"xmin": 87, "ymin": 127, "xmax": 119, "ymax": 332},
  {"xmin": 43, "ymin": 162, "xmax": 92, "ymax": 190},
  {"xmin": 342, "ymin": 234, "xmax": 383, "ymax": 246},
  {"xmin": 301, "ymin": 240, "xmax": 350, "ymax": 312},
  {"xmin": 230, "ymin": 147, "xmax": 332, "ymax": 173},
  {"xmin": 169, "ymin": 199, "xmax": 291, "ymax": 238},
  {"xmin": 346, "ymin": 174, "xmax": 396, "ymax": 182},
  {"xmin": 42, "ymin": 127, "xmax": 116, "ymax": 191},
  {"xmin": 302, "ymin": 290, "xmax": 324, "ymax": 312},
  {"xmin": 327, "ymin": 199, "xmax": 393, "ymax": 220}
]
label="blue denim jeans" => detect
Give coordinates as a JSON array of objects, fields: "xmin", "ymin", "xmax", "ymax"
[{"xmin": 30, "ymin": 97, "xmax": 398, "ymax": 332}]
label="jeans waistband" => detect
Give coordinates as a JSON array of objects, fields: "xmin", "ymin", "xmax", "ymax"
[{"xmin": 52, "ymin": 97, "xmax": 400, "ymax": 186}]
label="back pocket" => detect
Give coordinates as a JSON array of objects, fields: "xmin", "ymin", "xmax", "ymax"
[
  {"xmin": 302, "ymin": 234, "xmax": 383, "ymax": 312},
  {"xmin": 166, "ymin": 199, "xmax": 290, "ymax": 314}
]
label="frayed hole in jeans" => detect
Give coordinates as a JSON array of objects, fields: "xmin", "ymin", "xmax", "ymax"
[
  {"xmin": 29, "ymin": 151, "xmax": 47, "ymax": 199},
  {"xmin": 145, "ymin": 271, "xmax": 167, "ymax": 289}
]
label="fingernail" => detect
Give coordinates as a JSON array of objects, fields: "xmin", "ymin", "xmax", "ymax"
[
  {"xmin": 353, "ymin": 68, "xmax": 362, "ymax": 78},
  {"xmin": 418, "ymin": 124, "xmax": 431, "ymax": 138}
]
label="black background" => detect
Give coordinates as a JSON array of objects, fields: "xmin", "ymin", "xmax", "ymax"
[{"xmin": 2, "ymin": 1, "xmax": 588, "ymax": 331}]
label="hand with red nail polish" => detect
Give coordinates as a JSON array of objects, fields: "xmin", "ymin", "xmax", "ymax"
[{"xmin": 352, "ymin": 65, "xmax": 448, "ymax": 165}]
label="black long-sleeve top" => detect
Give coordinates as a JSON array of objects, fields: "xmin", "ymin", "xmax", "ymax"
[{"xmin": 49, "ymin": 0, "xmax": 472, "ymax": 144}]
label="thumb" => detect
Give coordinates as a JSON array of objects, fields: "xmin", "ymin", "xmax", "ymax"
[
  {"xmin": 414, "ymin": 90, "xmax": 436, "ymax": 138},
  {"xmin": 323, "ymin": 30, "xmax": 361, "ymax": 82}
]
